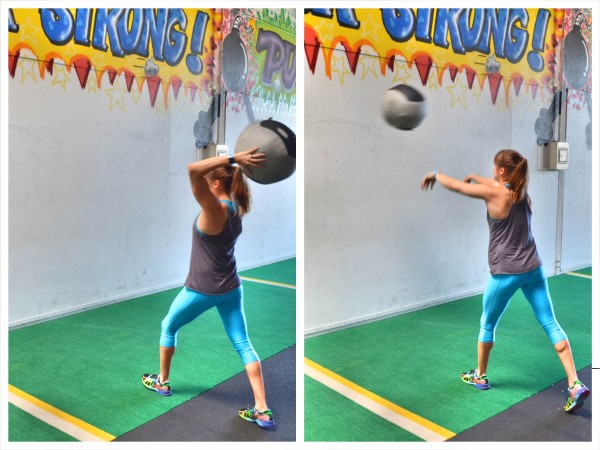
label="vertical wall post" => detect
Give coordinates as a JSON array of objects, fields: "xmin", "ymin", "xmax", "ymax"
[{"xmin": 554, "ymin": 88, "xmax": 568, "ymax": 275}]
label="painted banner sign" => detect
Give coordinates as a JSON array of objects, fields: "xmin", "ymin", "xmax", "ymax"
[
  {"xmin": 8, "ymin": 8, "xmax": 219, "ymax": 108},
  {"xmin": 304, "ymin": 8, "xmax": 591, "ymax": 105},
  {"xmin": 8, "ymin": 8, "xmax": 297, "ymax": 110}
]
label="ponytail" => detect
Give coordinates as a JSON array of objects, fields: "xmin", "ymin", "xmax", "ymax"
[
  {"xmin": 509, "ymin": 157, "xmax": 528, "ymax": 203},
  {"xmin": 494, "ymin": 149, "xmax": 529, "ymax": 203},
  {"xmin": 206, "ymin": 165, "xmax": 252, "ymax": 216},
  {"xmin": 232, "ymin": 166, "xmax": 251, "ymax": 216}
]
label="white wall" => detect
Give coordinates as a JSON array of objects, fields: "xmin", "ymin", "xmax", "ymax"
[
  {"xmin": 8, "ymin": 50, "xmax": 296, "ymax": 327},
  {"xmin": 561, "ymin": 97, "xmax": 593, "ymax": 270},
  {"xmin": 304, "ymin": 44, "xmax": 591, "ymax": 335}
]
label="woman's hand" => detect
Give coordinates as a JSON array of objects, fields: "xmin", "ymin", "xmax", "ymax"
[
  {"xmin": 421, "ymin": 171, "xmax": 437, "ymax": 191},
  {"xmin": 233, "ymin": 147, "xmax": 266, "ymax": 174}
]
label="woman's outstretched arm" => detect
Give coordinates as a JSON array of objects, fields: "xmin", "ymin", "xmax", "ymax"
[{"xmin": 421, "ymin": 170, "xmax": 499, "ymax": 201}]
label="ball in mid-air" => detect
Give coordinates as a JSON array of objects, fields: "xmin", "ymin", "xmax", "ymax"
[{"xmin": 381, "ymin": 84, "xmax": 427, "ymax": 130}]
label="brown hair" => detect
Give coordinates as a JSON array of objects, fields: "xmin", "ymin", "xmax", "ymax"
[
  {"xmin": 494, "ymin": 149, "xmax": 528, "ymax": 203},
  {"xmin": 206, "ymin": 165, "xmax": 251, "ymax": 216}
]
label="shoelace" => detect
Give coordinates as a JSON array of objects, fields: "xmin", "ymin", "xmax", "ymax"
[
  {"xmin": 569, "ymin": 382, "xmax": 584, "ymax": 396},
  {"xmin": 246, "ymin": 407, "xmax": 271, "ymax": 420},
  {"xmin": 149, "ymin": 374, "xmax": 169, "ymax": 388}
]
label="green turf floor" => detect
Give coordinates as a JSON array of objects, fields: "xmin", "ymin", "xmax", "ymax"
[
  {"xmin": 240, "ymin": 258, "xmax": 296, "ymax": 285},
  {"xmin": 304, "ymin": 376, "xmax": 423, "ymax": 442},
  {"xmin": 9, "ymin": 258, "xmax": 295, "ymax": 441},
  {"xmin": 8, "ymin": 404, "xmax": 78, "ymax": 442},
  {"xmin": 304, "ymin": 270, "xmax": 592, "ymax": 441},
  {"xmin": 573, "ymin": 267, "xmax": 592, "ymax": 276}
]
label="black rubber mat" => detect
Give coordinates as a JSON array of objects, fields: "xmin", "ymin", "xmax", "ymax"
[
  {"xmin": 117, "ymin": 345, "xmax": 296, "ymax": 442},
  {"xmin": 450, "ymin": 365, "xmax": 593, "ymax": 441}
]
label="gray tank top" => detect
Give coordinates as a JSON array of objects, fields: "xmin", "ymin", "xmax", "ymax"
[
  {"xmin": 487, "ymin": 193, "xmax": 542, "ymax": 275},
  {"xmin": 185, "ymin": 200, "xmax": 242, "ymax": 294}
]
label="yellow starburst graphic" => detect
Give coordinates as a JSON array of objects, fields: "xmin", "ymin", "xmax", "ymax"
[
  {"xmin": 86, "ymin": 71, "xmax": 99, "ymax": 94},
  {"xmin": 130, "ymin": 86, "xmax": 142, "ymax": 106},
  {"xmin": 431, "ymin": 47, "xmax": 449, "ymax": 71},
  {"xmin": 18, "ymin": 57, "xmax": 37, "ymax": 83},
  {"xmin": 360, "ymin": 13, "xmax": 381, "ymax": 43},
  {"xmin": 17, "ymin": 16, "xmax": 41, "ymax": 47},
  {"xmin": 105, "ymin": 78, "xmax": 127, "ymax": 112},
  {"xmin": 51, "ymin": 64, "xmax": 70, "ymax": 91},
  {"xmin": 359, "ymin": 51, "xmax": 378, "ymax": 80},
  {"xmin": 391, "ymin": 61, "xmax": 412, "ymax": 84},
  {"xmin": 62, "ymin": 43, "xmax": 78, "ymax": 62},
  {"xmin": 400, "ymin": 39, "xmax": 419, "ymax": 58},
  {"xmin": 471, "ymin": 81, "xmax": 482, "ymax": 102},
  {"xmin": 314, "ymin": 18, "xmax": 335, "ymax": 44},
  {"xmin": 446, "ymin": 76, "xmax": 469, "ymax": 109},
  {"xmin": 331, "ymin": 53, "xmax": 350, "ymax": 85},
  {"xmin": 426, "ymin": 70, "xmax": 439, "ymax": 91}
]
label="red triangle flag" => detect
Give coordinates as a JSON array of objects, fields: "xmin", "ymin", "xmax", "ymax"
[
  {"xmin": 172, "ymin": 78, "xmax": 181, "ymax": 99},
  {"xmin": 512, "ymin": 74, "xmax": 523, "ymax": 96},
  {"xmin": 414, "ymin": 54, "xmax": 432, "ymax": 86},
  {"xmin": 487, "ymin": 73, "xmax": 503, "ymax": 105},
  {"xmin": 304, "ymin": 25, "xmax": 321, "ymax": 74},
  {"xmin": 448, "ymin": 65, "xmax": 458, "ymax": 82},
  {"xmin": 147, "ymin": 76, "xmax": 161, "ymax": 107},
  {"xmin": 465, "ymin": 67, "xmax": 476, "ymax": 89},
  {"xmin": 8, "ymin": 51, "xmax": 20, "ymax": 78},
  {"xmin": 530, "ymin": 81, "xmax": 538, "ymax": 99},
  {"xmin": 123, "ymin": 71, "xmax": 135, "ymax": 92},
  {"xmin": 107, "ymin": 68, "xmax": 117, "ymax": 85},
  {"xmin": 387, "ymin": 56, "xmax": 395, "ymax": 72},
  {"xmin": 72, "ymin": 57, "xmax": 92, "ymax": 89},
  {"xmin": 343, "ymin": 43, "xmax": 361, "ymax": 74}
]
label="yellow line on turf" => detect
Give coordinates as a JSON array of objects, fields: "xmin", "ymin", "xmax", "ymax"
[
  {"xmin": 304, "ymin": 358, "xmax": 455, "ymax": 442},
  {"xmin": 566, "ymin": 272, "xmax": 592, "ymax": 279},
  {"xmin": 8, "ymin": 384, "xmax": 115, "ymax": 442},
  {"xmin": 239, "ymin": 276, "xmax": 296, "ymax": 289}
]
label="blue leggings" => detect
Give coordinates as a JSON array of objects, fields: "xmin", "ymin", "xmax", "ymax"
[
  {"xmin": 479, "ymin": 266, "xmax": 567, "ymax": 345},
  {"xmin": 160, "ymin": 285, "xmax": 259, "ymax": 365}
]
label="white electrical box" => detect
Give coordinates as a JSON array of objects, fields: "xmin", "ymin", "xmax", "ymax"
[
  {"xmin": 215, "ymin": 144, "xmax": 229, "ymax": 157},
  {"xmin": 549, "ymin": 141, "xmax": 568, "ymax": 170},
  {"xmin": 538, "ymin": 141, "xmax": 568, "ymax": 171},
  {"xmin": 199, "ymin": 144, "xmax": 229, "ymax": 160}
]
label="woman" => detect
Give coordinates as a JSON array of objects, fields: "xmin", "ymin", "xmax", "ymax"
[
  {"xmin": 421, "ymin": 149, "xmax": 590, "ymax": 413},
  {"xmin": 142, "ymin": 147, "xmax": 275, "ymax": 429}
]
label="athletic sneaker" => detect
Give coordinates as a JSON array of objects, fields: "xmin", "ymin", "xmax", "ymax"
[
  {"xmin": 461, "ymin": 369, "xmax": 490, "ymax": 390},
  {"xmin": 564, "ymin": 380, "xmax": 590, "ymax": 413},
  {"xmin": 239, "ymin": 405, "xmax": 275, "ymax": 429},
  {"xmin": 142, "ymin": 373, "xmax": 172, "ymax": 396}
]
